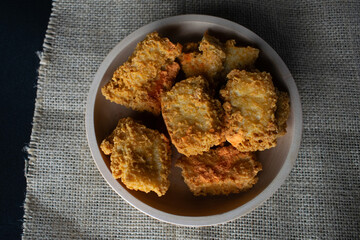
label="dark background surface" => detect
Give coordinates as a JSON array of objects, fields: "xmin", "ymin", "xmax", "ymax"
[{"xmin": 0, "ymin": 0, "xmax": 52, "ymax": 239}]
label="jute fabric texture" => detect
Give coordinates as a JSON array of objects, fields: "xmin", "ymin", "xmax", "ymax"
[{"xmin": 24, "ymin": 1, "xmax": 359, "ymax": 239}]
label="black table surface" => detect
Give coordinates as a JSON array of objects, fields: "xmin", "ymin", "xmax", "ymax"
[{"xmin": 0, "ymin": 0, "xmax": 52, "ymax": 239}]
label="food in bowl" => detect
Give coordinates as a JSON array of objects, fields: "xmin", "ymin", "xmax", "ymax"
[
  {"xmin": 100, "ymin": 117, "xmax": 172, "ymax": 197},
  {"xmin": 101, "ymin": 32, "xmax": 182, "ymax": 115},
  {"xmin": 222, "ymin": 40, "xmax": 259, "ymax": 77},
  {"xmin": 176, "ymin": 145, "xmax": 262, "ymax": 196},
  {"xmin": 275, "ymin": 90, "xmax": 291, "ymax": 136},
  {"xmin": 99, "ymin": 31, "xmax": 290, "ymax": 197},
  {"xmin": 161, "ymin": 75, "xmax": 225, "ymax": 157},
  {"xmin": 86, "ymin": 15, "xmax": 302, "ymax": 226},
  {"xmin": 178, "ymin": 32, "xmax": 226, "ymax": 87},
  {"xmin": 179, "ymin": 33, "xmax": 260, "ymax": 88},
  {"xmin": 220, "ymin": 69, "xmax": 290, "ymax": 152}
]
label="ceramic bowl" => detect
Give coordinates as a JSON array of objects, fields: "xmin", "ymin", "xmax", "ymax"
[{"xmin": 85, "ymin": 14, "xmax": 302, "ymax": 226}]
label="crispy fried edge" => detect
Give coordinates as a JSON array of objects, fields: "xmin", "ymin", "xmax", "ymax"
[{"xmin": 275, "ymin": 90, "xmax": 290, "ymax": 137}]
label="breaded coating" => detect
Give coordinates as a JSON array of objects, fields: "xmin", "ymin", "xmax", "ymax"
[
  {"xmin": 161, "ymin": 76, "xmax": 225, "ymax": 156},
  {"xmin": 182, "ymin": 42, "xmax": 199, "ymax": 53},
  {"xmin": 275, "ymin": 90, "xmax": 290, "ymax": 137},
  {"xmin": 176, "ymin": 146, "xmax": 262, "ymax": 196},
  {"xmin": 179, "ymin": 32, "xmax": 226, "ymax": 86},
  {"xmin": 100, "ymin": 117, "xmax": 172, "ymax": 197},
  {"xmin": 101, "ymin": 32, "xmax": 182, "ymax": 115},
  {"xmin": 220, "ymin": 70, "xmax": 278, "ymax": 152},
  {"xmin": 222, "ymin": 40, "xmax": 259, "ymax": 77}
]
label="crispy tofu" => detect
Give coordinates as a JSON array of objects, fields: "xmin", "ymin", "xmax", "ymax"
[
  {"xmin": 161, "ymin": 76, "xmax": 225, "ymax": 156},
  {"xmin": 220, "ymin": 69, "xmax": 278, "ymax": 152},
  {"xmin": 101, "ymin": 32, "xmax": 182, "ymax": 115},
  {"xmin": 179, "ymin": 32, "xmax": 226, "ymax": 87},
  {"xmin": 100, "ymin": 117, "xmax": 172, "ymax": 197},
  {"xmin": 275, "ymin": 90, "xmax": 290, "ymax": 137},
  {"xmin": 222, "ymin": 40, "xmax": 259, "ymax": 76},
  {"xmin": 176, "ymin": 146, "xmax": 262, "ymax": 196}
]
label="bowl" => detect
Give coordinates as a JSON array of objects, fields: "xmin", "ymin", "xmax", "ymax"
[{"xmin": 85, "ymin": 14, "xmax": 302, "ymax": 226}]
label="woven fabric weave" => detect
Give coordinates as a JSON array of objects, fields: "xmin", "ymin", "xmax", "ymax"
[{"xmin": 24, "ymin": 0, "xmax": 360, "ymax": 239}]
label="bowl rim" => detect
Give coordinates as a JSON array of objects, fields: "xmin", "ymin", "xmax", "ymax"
[{"xmin": 85, "ymin": 14, "xmax": 303, "ymax": 227}]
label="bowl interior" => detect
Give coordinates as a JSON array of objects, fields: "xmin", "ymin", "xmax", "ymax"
[{"xmin": 89, "ymin": 17, "xmax": 299, "ymax": 222}]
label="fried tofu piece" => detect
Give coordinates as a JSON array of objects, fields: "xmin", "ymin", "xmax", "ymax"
[
  {"xmin": 222, "ymin": 40, "xmax": 259, "ymax": 77},
  {"xmin": 100, "ymin": 117, "xmax": 172, "ymax": 197},
  {"xmin": 220, "ymin": 70, "xmax": 278, "ymax": 152},
  {"xmin": 176, "ymin": 146, "xmax": 262, "ymax": 196},
  {"xmin": 179, "ymin": 32, "xmax": 226, "ymax": 86},
  {"xmin": 275, "ymin": 90, "xmax": 290, "ymax": 137},
  {"xmin": 161, "ymin": 76, "xmax": 225, "ymax": 156},
  {"xmin": 102, "ymin": 32, "xmax": 182, "ymax": 115}
]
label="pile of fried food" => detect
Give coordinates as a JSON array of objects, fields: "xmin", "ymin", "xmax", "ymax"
[{"xmin": 100, "ymin": 32, "xmax": 290, "ymax": 197}]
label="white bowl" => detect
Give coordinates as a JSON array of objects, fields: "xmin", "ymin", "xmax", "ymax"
[{"xmin": 85, "ymin": 14, "xmax": 302, "ymax": 226}]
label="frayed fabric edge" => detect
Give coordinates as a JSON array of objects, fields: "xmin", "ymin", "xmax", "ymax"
[{"xmin": 22, "ymin": 0, "xmax": 60, "ymax": 237}]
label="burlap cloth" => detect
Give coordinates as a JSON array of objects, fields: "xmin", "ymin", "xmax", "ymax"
[{"xmin": 23, "ymin": 1, "xmax": 359, "ymax": 239}]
